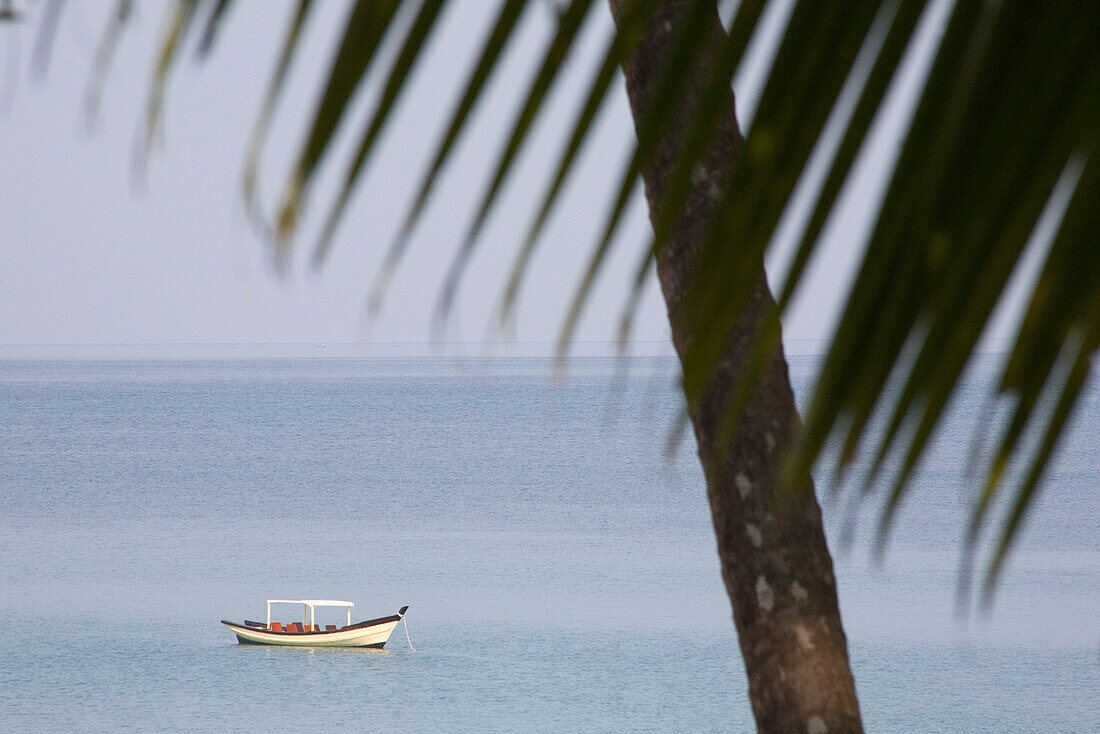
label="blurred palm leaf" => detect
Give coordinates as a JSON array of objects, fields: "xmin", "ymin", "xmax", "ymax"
[{"xmin": 60, "ymin": 0, "xmax": 1100, "ymax": 599}]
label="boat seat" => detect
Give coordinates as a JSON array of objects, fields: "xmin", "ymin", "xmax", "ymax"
[
  {"xmin": 286, "ymin": 622, "xmax": 303, "ymax": 633},
  {"xmin": 268, "ymin": 622, "xmax": 284, "ymax": 632},
  {"xmin": 304, "ymin": 625, "xmax": 317, "ymax": 632},
  {"xmin": 325, "ymin": 625, "xmax": 337, "ymax": 632}
]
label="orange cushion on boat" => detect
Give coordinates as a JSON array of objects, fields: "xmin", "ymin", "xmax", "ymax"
[
  {"xmin": 269, "ymin": 622, "xmax": 283, "ymax": 632},
  {"xmin": 286, "ymin": 622, "xmax": 303, "ymax": 633}
]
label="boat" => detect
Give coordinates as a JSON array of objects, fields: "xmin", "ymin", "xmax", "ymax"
[{"xmin": 221, "ymin": 599, "xmax": 409, "ymax": 648}]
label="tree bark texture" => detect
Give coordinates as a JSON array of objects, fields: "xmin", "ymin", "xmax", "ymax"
[{"xmin": 607, "ymin": 1, "xmax": 864, "ymax": 732}]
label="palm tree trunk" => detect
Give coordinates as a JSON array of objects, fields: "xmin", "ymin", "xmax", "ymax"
[{"xmin": 608, "ymin": 1, "xmax": 864, "ymax": 731}]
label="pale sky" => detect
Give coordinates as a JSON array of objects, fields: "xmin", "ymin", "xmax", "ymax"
[{"xmin": 0, "ymin": 1, "xmax": 1038, "ymax": 357}]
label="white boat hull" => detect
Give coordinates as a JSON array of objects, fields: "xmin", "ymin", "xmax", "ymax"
[{"xmin": 221, "ymin": 607, "xmax": 407, "ymax": 648}]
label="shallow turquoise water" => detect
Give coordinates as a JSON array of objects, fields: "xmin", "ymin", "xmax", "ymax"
[{"xmin": 1, "ymin": 356, "xmax": 1096, "ymax": 731}]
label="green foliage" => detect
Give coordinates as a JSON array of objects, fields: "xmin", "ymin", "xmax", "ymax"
[{"xmin": 20, "ymin": 0, "xmax": 1100, "ymax": 601}]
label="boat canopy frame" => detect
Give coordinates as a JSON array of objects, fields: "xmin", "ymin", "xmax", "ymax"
[{"xmin": 266, "ymin": 599, "xmax": 354, "ymax": 628}]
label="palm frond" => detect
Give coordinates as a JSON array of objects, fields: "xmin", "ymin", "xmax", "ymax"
[
  {"xmin": 28, "ymin": 0, "xmax": 62, "ymax": 81},
  {"xmin": 310, "ymin": 0, "xmax": 448, "ymax": 267},
  {"xmin": 196, "ymin": 0, "xmax": 234, "ymax": 57},
  {"xmin": 502, "ymin": 0, "xmax": 653, "ymax": 327},
  {"xmin": 46, "ymin": 0, "xmax": 1100, "ymax": 597},
  {"xmin": 242, "ymin": 0, "xmax": 315, "ymax": 231},
  {"xmin": 432, "ymin": 0, "xmax": 602, "ymax": 332},
  {"xmin": 83, "ymin": 0, "xmax": 133, "ymax": 129},
  {"xmin": 371, "ymin": 0, "xmax": 528, "ymax": 319},
  {"xmin": 558, "ymin": 0, "xmax": 742, "ymax": 355},
  {"xmin": 144, "ymin": 0, "xmax": 201, "ymax": 151},
  {"xmin": 276, "ymin": 0, "xmax": 403, "ymax": 245}
]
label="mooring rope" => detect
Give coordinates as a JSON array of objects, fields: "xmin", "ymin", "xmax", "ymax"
[{"xmin": 402, "ymin": 614, "xmax": 417, "ymax": 652}]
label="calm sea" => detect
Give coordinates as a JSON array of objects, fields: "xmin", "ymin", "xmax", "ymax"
[{"xmin": 1, "ymin": 355, "xmax": 1096, "ymax": 732}]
